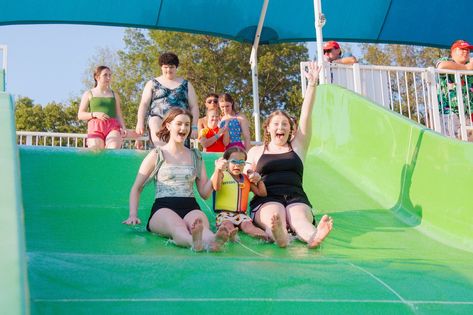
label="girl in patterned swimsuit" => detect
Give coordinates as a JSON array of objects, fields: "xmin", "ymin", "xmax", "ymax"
[
  {"xmin": 218, "ymin": 93, "xmax": 252, "ymax": 151},
  {"xmin": 211, "ymin": 147, "xmax": 269, "ymax": 241},
  {"xmin": 124, "ymin": 107, "xmax": 229, "ymax": 252},
  {"xmin": 135, "ymin": 52, "xmax": 199, "ymax": 147}
]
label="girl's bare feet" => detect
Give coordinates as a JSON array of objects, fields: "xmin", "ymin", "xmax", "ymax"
[
  {"xmin": 308, "ymin": 215, "xmax": 333, "ymax": 249},
  {"xmin": 210, "ymin": 225, "xmax": 229, "ymax": 251},
  {"xmin": 191, "ymin": 218, "xmax": 204, "ymax": 251},
  {"xmin": 240, "ymin": 221, "xmax": 271, "ymax": 241},
  {"xmin": 228, "ymin": 226, "xmax": 239, "ymax": 242},
  {"xmin": 271, "ymin": 214, "xmax": 289, "ymax": 248}
]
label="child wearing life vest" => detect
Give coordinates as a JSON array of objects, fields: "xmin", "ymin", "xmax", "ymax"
[{"xmin": 211, "ymin": 146, "xmax": 269, "ymax": 240}]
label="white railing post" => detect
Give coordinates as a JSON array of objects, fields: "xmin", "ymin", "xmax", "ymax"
[
  {"xmin": 425, "ymin": 67, "xmax": 442, "ymax": 133},
  {"xmin": 0, "ymin": 45, "xmax": 7, "ymax": 92},
  {"xmin": 300, "ymin": 62, "xmax": 308, "ymax": 97},
  {"xmin": 248, "ymin": 0, "xmax": 268, "ymax": 143},
  {"xmin": 352, "ymin": 63, "xmax": 362, "ymax": 94},
  {"xmin": 454, "ymin": 73, "xmax": 468, "ymax": 141},
  {"xmin": 313, "ymin": 0, "xmax": 326, "ymax": 84}
]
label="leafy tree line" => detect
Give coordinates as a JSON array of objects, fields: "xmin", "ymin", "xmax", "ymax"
[
  {"xmin": 16, "ymin": 30, "xmax": 451, "ymax": 134},
  {"xmin": 100, "ymin": 29, "xmax": 309, "ymax": 135},
  {"xmin": 15, "ymin": 96, "xmax": 86, "ymax": 133},
  {"xmin": 18, "ymin": 29, "xmax": 309, "ymax": 137}
]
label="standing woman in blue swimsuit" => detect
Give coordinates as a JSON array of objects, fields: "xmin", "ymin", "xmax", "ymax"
[
  {"xmin": 245, "ymin": 62, "xmax": 333, "ymax": 249},
  {"xmin": 135, "ymin": 52, "xmax": 199, "ymax": 147}
]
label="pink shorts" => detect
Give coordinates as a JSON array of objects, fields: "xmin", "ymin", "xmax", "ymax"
[{"xmin": 87, "ymin": 118, "xmax": 121, "ymax": 141}]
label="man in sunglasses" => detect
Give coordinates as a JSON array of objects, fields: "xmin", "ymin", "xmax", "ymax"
[
  {"xmin": 323, "ymin": 41, "xmax": 357, "ymax": 65},
  {"xmin": 198, "ymin": 93, "xmax": 220, "ymax": 134}
]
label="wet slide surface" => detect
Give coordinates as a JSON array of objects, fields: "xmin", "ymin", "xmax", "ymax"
[{"xmin": 18, "ymin": 85, "xmax": 473, "ymax": 314}]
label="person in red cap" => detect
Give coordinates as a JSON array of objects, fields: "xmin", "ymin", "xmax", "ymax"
[
  {"xmin": 323, "ymin": 41, "xmax": 357, "ymax": 65},
  {"xmin": 437, "ymin": 40, "xmax": 473, "ymax": 71},
  {"xmin": 436, "ymin": 40, "xmax": 473, "ymax": 138}
]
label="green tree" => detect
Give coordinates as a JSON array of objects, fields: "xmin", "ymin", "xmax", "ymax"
[
  {"xmin": 360, "ymin": 44, "xmax": 447, "ymax": 67},
  {"xmin": 86, "ymin": 29, "xmax": 309, "ymax": 136},
  {"xmin": 360, "ymin": 44, "xmax": 449, "ymax": 124},
  {"xmin": 15, "ymin": 97, "xmax": 45, "ymax": 131},
  {"xmin": 15, "ymin": 96, "xmax": 86, "ymax": 134}
]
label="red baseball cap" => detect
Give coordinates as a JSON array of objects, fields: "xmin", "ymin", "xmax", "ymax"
[
  {"xmin": 451, "ymin": 40, "xmax": 473, "ymax": 52},
  {"xmin": 323, "ymin": 41, "xmax": 340, "ymax": 51}
]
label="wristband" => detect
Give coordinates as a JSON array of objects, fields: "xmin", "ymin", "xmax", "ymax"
[{"xmin": 214, "ymin": 134, "xmax": 219, "ymax": 140}]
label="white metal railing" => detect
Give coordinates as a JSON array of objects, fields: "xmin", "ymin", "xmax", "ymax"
[
  {"xmin": 16, "ymin": 131, "xmax": 151, "ymax": 149},
  {"xmin": 301, "ymin": 62, "xmax": 473, "ymax": 142}
]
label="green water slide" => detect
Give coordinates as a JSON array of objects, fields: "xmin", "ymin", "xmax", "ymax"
[{"xmin": 2, "ymin": 85, "xmax": 473, "ymax": 314}]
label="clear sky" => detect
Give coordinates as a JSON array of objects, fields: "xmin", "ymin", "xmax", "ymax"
[
  {"xmin": 0, "ymin": 24, "xmax": 126, "ymax": 105},
  {"xmin": 0, "ymin": 24, "xmax": 345, "ymax": 106}
]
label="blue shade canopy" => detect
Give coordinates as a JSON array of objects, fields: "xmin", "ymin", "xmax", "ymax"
[{"xmin": 0, "ymin": 0, "xmax": 472, "ymax": 48}]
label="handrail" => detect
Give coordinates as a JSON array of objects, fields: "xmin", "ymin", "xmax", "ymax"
[{"xmin": 301, "ymin": 61, "xmax": 473, "ymax": 142}]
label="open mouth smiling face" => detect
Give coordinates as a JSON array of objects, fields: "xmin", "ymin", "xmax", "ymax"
[
  {"xmin": 268, "ymin": 115, "xmax": 291, "ymax": 143},
  {"xmin": 168, "ymin": 114, "xmax": 190, "ymax": 141}
]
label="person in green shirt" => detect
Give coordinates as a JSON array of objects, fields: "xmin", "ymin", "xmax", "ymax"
[{"xmin": 78, "ymin": 65, "xmax": 127, "ymax": 149}]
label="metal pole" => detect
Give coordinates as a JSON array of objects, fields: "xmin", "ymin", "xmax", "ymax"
[
  {"xmin": 250, "ymin": 0, "xmax": 269, "ymax": 143},
  {"xmin": 313, "ymin": 0, "xmax": 326, "ymax": 84},
  {"xmin": 0, "ymin": 45, "xmax": 7, "ymax": 92}
]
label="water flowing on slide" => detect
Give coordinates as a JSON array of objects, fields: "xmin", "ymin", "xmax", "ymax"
[{"xmin": 2, "ymin": 85, "xmax": 473, "ymax": 314}]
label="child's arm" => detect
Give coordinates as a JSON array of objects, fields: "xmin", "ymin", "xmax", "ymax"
[
  {"xmin": 248, "ymin": 171, "xmax": 267, "ymax": 197},
  {"xmin": 199, "ymin": 128, "xmax": 224, "ymax": 148},
  {"xmin": 221, "ymin": 120, "xmax": 230, "ymax": 147},
  {"xmin": 211, "ymin": 157, "xmax": 227, "ymax": 191}
]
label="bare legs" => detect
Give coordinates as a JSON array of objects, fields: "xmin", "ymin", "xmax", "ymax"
[
  {"xmin": 287, "ymin": 204, "xmax": 333, "ymax": 248},
  {"xmin": 105, "ymin": 130, "xmax": 122, "ymax": 149},
  {"xmin": 254, "ymin": 202, "xmax": 333, "ymax": 248},
  {"xmin": 219, "ymin": 221, "xmax": 239, "ymax": 242},
  {"xmin": 87, "ymin": 138, "xmax": 105, "ymax": 150},
  {"xmin": 307, "ymin": 215, "xmax": 333, "ymax": 249},
  {"xmin": 218, "ymin": 220, "xmax": 269, "ymax": 242},
  {"xmin": 254, "ymin": 202, "xmax": 289, "ymax": 247},
  {"xmin": 148, "ymin": 116, "xmax": 166, "ymax": 147},
  {"xmin": 148, "ymin": 208, "xmax": 228, "ymax": 251},
  {"xmin": 87, "ymin": 130, "xmax": 123, "ymax": 150},
  {"xmin": 240, "ymin": 221, "xmax": 270, "ymax": 241}
]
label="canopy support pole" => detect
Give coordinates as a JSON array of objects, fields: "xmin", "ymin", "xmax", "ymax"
[
  {"xmin": 250, "ymin": 0, "xmax": 269, "ymax": 143},
  {"xmin": 313, "ymin": 0, "xmax": 326, "ymax": 84}
]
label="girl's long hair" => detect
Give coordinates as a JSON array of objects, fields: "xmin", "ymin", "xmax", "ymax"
[{"xmin": 156, "ymin": 107, "xmax": 193, "ymax": 143}]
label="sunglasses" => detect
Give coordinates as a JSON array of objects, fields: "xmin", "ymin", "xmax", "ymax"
[
  {"xmin": 228, "ymin": 159, "xmax": 248, "ymax": 166},
  {"xmin": 206, "ymin": 99, "xmax": 218, "ymax": 104}
]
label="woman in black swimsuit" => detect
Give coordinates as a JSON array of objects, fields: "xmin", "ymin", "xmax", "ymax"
[{"xmin": 246, "ymin": 62, "xmax": 333, "ymax": 248}]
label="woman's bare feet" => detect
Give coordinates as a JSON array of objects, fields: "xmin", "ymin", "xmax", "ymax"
[
  {"xmin": 210, "ymin": 225, "xmax": 229, "ymax": 251},
  {"xmin": 271, "ymin": 214, "xmax": 289, "ymax": 247},
  {"xmin": 191, "ymin": 218, "xmax": 204, "ymax": 251},
  {"xmin": 308, "ymin": 215, "xmax": 333, "ymax": 249}
]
